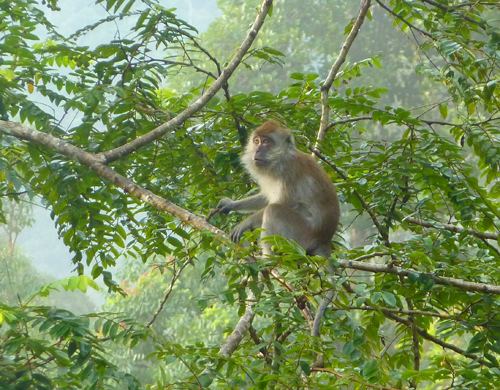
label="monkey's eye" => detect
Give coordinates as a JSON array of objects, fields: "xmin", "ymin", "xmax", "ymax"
[
  {"xmin": 253, "ymin": 137, "xmax": 259, "ymax": 144},
  {"xmin": 261, "ymin": 138, "xmax": 270, "ymax": 145}
]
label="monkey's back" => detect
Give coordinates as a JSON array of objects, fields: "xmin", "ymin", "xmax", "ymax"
[{"xmin": 282, "ymin": 150, "xmax": 339, "ymax": 241}]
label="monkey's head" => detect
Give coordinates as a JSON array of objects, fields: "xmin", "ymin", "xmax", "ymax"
[{"xmin": 242, "ymin": 121, "xmax": 296, "ymax": 175}]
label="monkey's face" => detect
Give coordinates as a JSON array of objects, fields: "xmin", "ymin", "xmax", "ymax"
[
  {"xmin": 241, "ymin": 122, "xmax": 295, "ymax": 175},
  {"xmin": 251, "ymin": 135, "xmax": 273, "ymax": 167}
]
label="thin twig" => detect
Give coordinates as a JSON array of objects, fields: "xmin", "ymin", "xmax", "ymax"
[
  {"xmin": 383, "ymin": 311, "xmax": 480, "ymax": 361},
  {"xmin": 146, "ymin": 259, "xmax": 191, "ymax": 328},
  {"xmin": 375, "ymin": 0, "xmax": 432, "ymax": 38},
  {"xmin": 314, "ymin": 0, "xmax": 371, "ymax": 149}
]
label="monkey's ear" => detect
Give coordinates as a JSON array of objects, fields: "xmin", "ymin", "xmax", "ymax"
[{"xmin": 286, "ymin": 133, "xmax": 295, "ymax": 146}]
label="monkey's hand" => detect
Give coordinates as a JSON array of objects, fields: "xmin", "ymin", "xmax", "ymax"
[
  {"xmin": 230, "ymin": 220, "xmax": 252, "ymax": 243},
  {"xmin": 217, "ymin": 198, "xmax": 235, "ymax": 215},
  {"xmin": 229, "ymin": 211, "xmax": 263, "ymax": 242}
]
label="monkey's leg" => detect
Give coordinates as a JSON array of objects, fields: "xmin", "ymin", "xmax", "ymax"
[
  {"xmin": 307, "ymin": 245, "xmax": 332, "ymax": 259},
  {"xmin": 261, "ymin": 203, "xmax": 314, "ymax": 255}
]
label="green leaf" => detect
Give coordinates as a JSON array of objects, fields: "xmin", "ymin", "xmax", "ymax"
[
  {"xmin": 371, "ymin": 292, "xmax": 382, "ymax": 304},
  {"xmin": 363, "ymin": 359, "xmax": 379, "ymax": 380},
  {"xmin": 167, "ymin": 236, "xmax": 183, "ymax": 248},
  {"xmin": 262, "ymin": 46, "xmax": 285, "ymax": 57},
  {"xmin": 382, "ymin": 292, "xmax": 397, "ymax": 307},
  {"xmin": 372, "ymin": 57, "xmax": 382, "ymax": 68},
  {"xmin": 343, "ymin": 340, "xmax": 355, "ymax": 356},
  {"xmin": 439, "ymin": 104, "xmax": 448, "ymax": 119},
  {"xmin": 5, "ymin": 170, "xmax": 22, "ymax": 191},
  {"xmin": 198, "ymin": 299, "xmax": 208, "ymax": 311},
  {"xmin": 467, "ymin": 102, "xmax": 475, "ymax": 115},
  {"xmin": 290, "ymin": 72, "xmax": 305, "ymax": 80},
  {"xmin": 267, "ymin": 2, "xmax": 273, "ymax": 16},
  {"xmin": 300, "ymin": 359, "xmax": 311, "ymax": 376},
  {"xmin": 165, "ymin": 355, "xmax": 177, "ymax": 364},
  {"xmin": 198, "ymin": 373, "xmax": 214, "ymax": 388}
]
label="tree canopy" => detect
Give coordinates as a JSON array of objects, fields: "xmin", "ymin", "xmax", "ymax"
[{"xmin": 2, "ymin": 0, "xmax": 500, "ymax": 389}]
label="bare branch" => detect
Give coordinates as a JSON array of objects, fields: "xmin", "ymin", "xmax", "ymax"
[
  {"xmin": 218, "ymin": 291, "xmax": 256, "ymax": 357},
  {"xmin": 336, "ymin": 258, "xmax": 500, "ymax": 295},
  {"xmin": 315, "ymin": 0, "xmax": 371, "ymax": 149},
  {"xmin": 327, "ymin": 113, "xmax": 500, "ymax": 130},
  {"xmin": 447, "ymin": 2, "xmax": 499, "ymax": 9},
  {"xmin": 146, "ymin": 258, "xmax": 191, "ymax": 328},
  {"xmin": 351, "ymin": 252, "xmax": 391, "ymax": 262},
  {"xmin": 100, "ymin": 0, "xmax": 274, "ymax": 163},
  {"xmin": 312, "ymin": 290, "xmax": 336, "ymax": 338},
  {"xmin": 0, "ymin": 191, "xmax": 28, "ymax": 197},
  {"xmin": 311, "ymin": 289, "xmax": 335, "ymax": 368},
  {"xmin": 406, "ymin": 217, "xmax": 498, "ymax": 241},
  {"xmin": 407, "ymin": 300, "xmax": 420, "ymax": 379}
]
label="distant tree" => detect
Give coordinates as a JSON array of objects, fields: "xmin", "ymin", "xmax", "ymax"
[
  {"xmin": 2, "ymin": 0, "xmax": 500, "ymax": 389},
  {"xmin": 0, "ymin": 200, "xmax": 43, "ymax": 304},
  {"xmin": 105, "ymin": 255, "xmax": 237, "ymax": 384}
]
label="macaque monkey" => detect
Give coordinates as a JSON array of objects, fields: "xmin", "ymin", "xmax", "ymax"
[{"xmin": 218, "ymin": 121, "xmax": 339, "ymax": 258}]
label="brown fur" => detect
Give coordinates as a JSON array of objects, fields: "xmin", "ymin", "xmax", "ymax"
[{"xmin": 252, "ymin": 120, "xmax": 287, "ymax": 137}]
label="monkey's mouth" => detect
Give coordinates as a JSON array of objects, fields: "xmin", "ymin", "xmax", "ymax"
[{"xmin": 253, "ymin": 158, "xmax": 265, "ymax": 166}]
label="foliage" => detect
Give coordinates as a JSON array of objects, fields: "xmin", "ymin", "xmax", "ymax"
[
  {"xmin": 0, "ymin": 299, "xmax": 146, "ymax": 390},
  {"xmin": 105, "ymin": 255, "xmax": 237, "ymax": 384},
  {"xmin": 2, "ymin": 0, "xmax": 500, "ymax": 389}
]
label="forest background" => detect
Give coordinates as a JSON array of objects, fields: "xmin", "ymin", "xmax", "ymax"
[{"xmin": 1, "ymin": 0, "xmax": 500, "ymax": 389}]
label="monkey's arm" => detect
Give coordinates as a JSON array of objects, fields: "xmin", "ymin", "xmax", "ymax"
[
  {"xmin": 218, "ymin": 194, "xmax": 268, "ymax": 214},
  {"xmin": 230, "ymin": 209, "xmax": 264, "ymax": 242}
]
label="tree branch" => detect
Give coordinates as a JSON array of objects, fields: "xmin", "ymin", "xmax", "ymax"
[
  {"xmin": 0, "ymin": 121, "xmax": 223, "ymax": 235},
  {"xmin": 99, "ymin": 0, "xmax": 273, "ymax": 163},
  {"xmin": 383, "ymin": 311, "xmax": 479, "ymax": 361},
  {"xmin": 328, "ymin": 116, "xmax": 372, "ymax": 128},
  {"xmin": 331, "ymin": 305, "xmax": 454, "ymax": 319},
  {"xmin": 336, "ymin": 257, "xmax": 500, "ymax": 295},
  {"xmin": 146, "ymin": 258, "xmax": 191, "ymax": 328},
  {"xmin": 218, "ymin": 290, "xmax": 257, "ymax": 357},
  {"xmin": 327, "ymin": 113, "xmax": 500, "ymax": 130},
  {"xmin": 315, "ymin": 0, "xmax": 371, "ymax": 149},
  {"xmin": 311, "ymin": 289, "xmax": 336, "ymax": 368},
  {"xmin": 312, "ymin": 290, "xmax": 336, "ymax": 338},
  {"xmin": 406, "ymin": 217, "xmax": 498, "ymax": 241},
  {"xmin": 375, "ymin": 0, "xmax": 432, "ymax": 38}
]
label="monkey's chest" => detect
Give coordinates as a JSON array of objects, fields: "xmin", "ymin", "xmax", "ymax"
[{"xmin": 259, "ymin": 177, "xmax": 284, "ymax": 204}]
